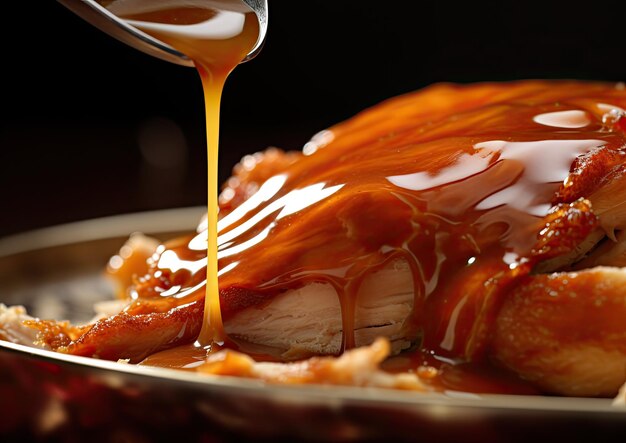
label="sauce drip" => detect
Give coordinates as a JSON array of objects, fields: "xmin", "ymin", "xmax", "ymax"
[
  {"xmin": 127, "ymin": 81, "xmax": 626, "ymax": 372},
  {"xmin": 106, "ymin": 0, "xmax": 260, "ymax": 346}
]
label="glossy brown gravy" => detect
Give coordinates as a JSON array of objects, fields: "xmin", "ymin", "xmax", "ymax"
[
  {"xmin": 126, "ymin": 81, "xmax": 626, "ymax": 394},
  {"xmin": 99, "ymin": 4, "xmax": 626, "ymax": 394}
]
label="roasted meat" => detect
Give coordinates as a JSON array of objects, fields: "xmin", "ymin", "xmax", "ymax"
[
  {"xmin": 493, "ymin": 267, "xmax": 626, "ymax": 397},
  {"xmin": 3, "ymin": 80, "xmax": 626, "ymax": 396}
]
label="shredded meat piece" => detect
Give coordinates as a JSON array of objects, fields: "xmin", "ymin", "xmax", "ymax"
[
  {"xmin": 198, "ymin": 337, "xmax": 427, "ymax": 390},
  {"xmin": 0, "ymin": 305, "xmax": 44, "ymax": 347}
]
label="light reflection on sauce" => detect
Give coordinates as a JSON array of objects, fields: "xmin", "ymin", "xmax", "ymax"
[{"xmin": 533, "ymin": 110, "xmax": 591, "ymax": 128}]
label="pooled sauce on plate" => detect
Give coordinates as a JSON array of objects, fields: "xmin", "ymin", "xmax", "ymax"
[{"xmin": 105, "ymin": 0, "xmax": 260, "ymax": 346}]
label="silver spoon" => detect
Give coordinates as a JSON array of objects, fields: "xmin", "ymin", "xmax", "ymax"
[{"xmin": 56, "ymin": 0, "xmax": 268, "ymax": 67}]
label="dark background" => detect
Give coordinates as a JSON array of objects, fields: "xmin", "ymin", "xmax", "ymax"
[{"xmin": 1, "ymin": 1, "xmax": 626, "ymax": 236}]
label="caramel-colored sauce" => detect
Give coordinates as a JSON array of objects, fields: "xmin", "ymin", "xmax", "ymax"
[
  {"xmin": 139, "ymin": 343, "xmax": 209, "ymax": 370},
  {"xmin": 382, "ymin": 350, "xmax": 541, "ymax": 395},
  {"xmin": 107, "ymin": 0, "xmax": 260, "ymax": 346},
  {"xmin": 136, "ymin": 81, "xmax": 626, "ymax": 364},
  {"xmin": 95, "ymin": 7, "xmax": 626, "ymax": 394}
]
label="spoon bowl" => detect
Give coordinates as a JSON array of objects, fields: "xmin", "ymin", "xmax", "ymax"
[{"xmin": 57, "ymin": 0, "xmax": 268, "ymax": 67}]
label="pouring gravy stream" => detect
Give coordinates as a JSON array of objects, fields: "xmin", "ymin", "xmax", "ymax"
[{"xmin": 107, "ymin": 0, "xmax": 260, "ymax": 346}]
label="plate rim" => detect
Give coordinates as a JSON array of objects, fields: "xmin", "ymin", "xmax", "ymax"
[
  {"xmin": 0, "ymin": 206, "xmax": 206, "ymax": 258},
  {"xmin": 0, "ymin": 338, "xmax": 621, "ymax": 414}
]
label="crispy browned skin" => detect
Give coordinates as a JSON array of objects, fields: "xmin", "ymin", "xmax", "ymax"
[
  {"xmin": 60, "ymin": 302, "xmax": 204, "ymax": 362},
  {"xmin": 492, "ymin": 268, "xmax": 626, "ymax": 396}
]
